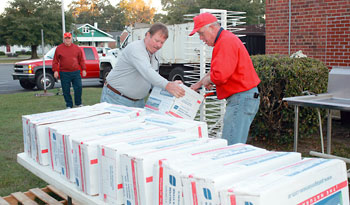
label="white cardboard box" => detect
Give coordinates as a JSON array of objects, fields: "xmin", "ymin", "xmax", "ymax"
[
  {"xmin": 145, "ymin": 85, "xmax": 203, "ymax": 120},
  {"xmin": 72, "ymin": 123, "xmax": 167, "ymax": 195},
  {"xmin": 99, "ymin": 131, "xmax": 205, "ymax": 205},
  {"xmin": 153, "ymin": 143, "xmax": 266, "ymax": 205},
  {"xmin": 120, "ymin": 138, "xmax": 227, "ymax": 205},
  {"xmin": 48, "ymin": 114, "xmax": 132, "ymax": 178},
  {"xmin": 22, "ymin": 103, "xmax": 144, "ymax": 159},
  {"xmin": 145, "ymin": 114, "xmax": 208, "ymax": 139},
  {"xmin": 27, "ymin": 108, "xmax": 108, "ymax": 165},
  {"xmin": 90, "ymin": 102, "xmax": 145, "ymax": 118},
  {"xmin": 22, "ymin": 106, "xmax": 94, "ymax": 156},
  {"xmin": 182, "ymin": 151, "xmax": 302, "ymax": 205},
  {"xmin": 220, "ymin": 158, "xmax": 349, "ymax": 205}
]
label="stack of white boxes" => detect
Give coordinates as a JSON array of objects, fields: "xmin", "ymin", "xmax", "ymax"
[{"xmin": 21, "ymin": 101, "xmax": 349, "ymax": 205}]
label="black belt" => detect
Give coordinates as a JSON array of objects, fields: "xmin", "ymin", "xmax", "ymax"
[{"xmin": 105, "ymin": 83, "xmax": 139, "ymax": 101}]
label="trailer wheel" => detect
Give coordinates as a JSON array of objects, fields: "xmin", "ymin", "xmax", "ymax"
[{"xmin": 168, "ymin": 67, "xmax": 185, "ymax": 82}]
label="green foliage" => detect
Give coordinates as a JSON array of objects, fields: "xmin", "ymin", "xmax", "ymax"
[
  {"xmin": 118, "ymin": 0, "xmax": 156, "ymax": 26},
  {"xmin": 250, "ymin": 55, "xmax": 329, "ymax": 144},
  {"xmin": 69, "ymin": 0, "xmax": 125, "ymax": 32},
  {"xmin": 0, "ymin": 0, "xmax": 74, "ymax": 59},
  {"xmin": 160, "ymin": 0, "xmax": 265, "ymax": 25},
  {"xmin": 0, "ymin": 51, "xmax": 5, "ymax": 56}
]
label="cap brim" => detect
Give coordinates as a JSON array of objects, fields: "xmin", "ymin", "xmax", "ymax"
[{"xmin": 189, "ymin": 28, "xmax": 199, "ymax": 36}]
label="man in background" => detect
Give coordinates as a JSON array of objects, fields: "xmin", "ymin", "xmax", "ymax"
[
  {"xmin": 53, "ymin": 32, "xmax": 86, "ymax": 109},
  {"xmin": 190, "ymin": 13, "xmax": 260, "ymax": 145},
  {"xmin": 101, "ymin": 23, "xmax": 185, "ymax": 108}
]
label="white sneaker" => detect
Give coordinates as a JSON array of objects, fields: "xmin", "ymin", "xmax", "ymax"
[
  {"xmin": 77, "ymin": 104, "xmax": 84, "ymax": 107},
  {"xmin": 66, "ymin": 107, "xmax": 72, "ymax": 109}
]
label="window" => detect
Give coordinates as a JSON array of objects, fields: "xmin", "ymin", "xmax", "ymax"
[
  {"xmin": 83, "ymin": 48, "xmax": 95, "ymax": 60},
  {"xmin": 82, "ymin": 26, "xmax": 89, "ymax": 33}
]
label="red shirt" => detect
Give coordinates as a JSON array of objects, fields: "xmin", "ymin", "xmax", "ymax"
[
  {"xmin": 210, "ymin": 30, "xmax": 260, "ymax": 99},
  {"xmin": 52, "ymin": 43, "xmax": 86, "ymax": 72}
]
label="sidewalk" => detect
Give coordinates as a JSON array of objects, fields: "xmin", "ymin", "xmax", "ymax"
[{"xmin": 0, "ymin": 55, "xmax": 32, "ymax": 64}]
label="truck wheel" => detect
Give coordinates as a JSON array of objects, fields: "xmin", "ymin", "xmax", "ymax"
[
  {"xmin": 19, "ymin": 79, "xmax": 36, "ymax": 90},
  {"xmin": 102, "ymin": 65, "xmax": 112, "ymax": 83},
  {"xmin": 168, "ymin": 67, "xmax": 185, "ymax": 82},
  {"xmin": 36, "ymin": 71, "xmax": 55, "ymax": 90}
]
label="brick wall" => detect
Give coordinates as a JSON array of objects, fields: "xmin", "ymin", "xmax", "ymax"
[{"xmin": 266, "ymin": 0, "xmax": 350, "ymax": 68}]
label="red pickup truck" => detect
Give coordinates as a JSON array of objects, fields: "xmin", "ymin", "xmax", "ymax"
[{"xmin": 12, "ymin": 46, "xmax": 100, "ymax": 90}]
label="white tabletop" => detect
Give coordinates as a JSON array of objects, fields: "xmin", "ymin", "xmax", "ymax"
[{"xmin": 17, "ymin": 152, "xmax": 106, "ymax": 205}]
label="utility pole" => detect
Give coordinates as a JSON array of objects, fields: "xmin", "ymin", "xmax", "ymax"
[{"xmin": 61, "ymin": 0, "xmax": 66, "ymax": 39}]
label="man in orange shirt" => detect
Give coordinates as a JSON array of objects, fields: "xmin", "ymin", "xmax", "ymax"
[
  {"xmin": 190, "ymin": 13, "xmax": 260, "ymax": 145},
  {"xmin": 52, "ymin": 32, "xmax": 86, "ymax": 108}
]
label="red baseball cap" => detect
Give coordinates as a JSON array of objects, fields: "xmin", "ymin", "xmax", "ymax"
[
  {"xmin": 189, "ymin": 13, "xmax": 218, "ymax": 36},
  {"xmin": 64, "ymin": 32, "xmax": 72, "ymax": 38}
]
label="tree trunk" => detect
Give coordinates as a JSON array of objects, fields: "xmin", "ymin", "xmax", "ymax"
[{"xmin": 31, "ymin": 45, "xmax": 38, "ymax": 59}]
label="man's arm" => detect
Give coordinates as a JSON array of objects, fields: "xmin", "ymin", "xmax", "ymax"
[
  {"xmin": 190, "ymin": 72, "xmax": 213, "ymax": 91},
  {"xmin": 127, "ymin": 44, "xmax": 185, "ymax": 97},
  {"xmin": 52, "ymin": 47, "xmax": 60, "ymax": 79},
  {"xmin": 77, "ymin": 46, "xmax": 87, "ymax": 77}
]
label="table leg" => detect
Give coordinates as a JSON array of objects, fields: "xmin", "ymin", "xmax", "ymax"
[
  {"xmin": 294, "ymin": 105, "xmax": 299, "ymax": 152},
  {"xmin": 327, "ymin": 109, "xmax": 332, "ymax": 154}
]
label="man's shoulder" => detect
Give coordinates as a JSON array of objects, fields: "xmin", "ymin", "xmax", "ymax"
[
  {"xmin": 56, "ymin": 43, "xmax": 65, "ymax": 49},
  {"xmin": 217, "ymin": 30, "xmax": 241, "ymax": 46},
  {"xmin": 70, "ymin": 43, "xmax": 81, "ymax": 49},
  {"xmin": 123, "ymin": 40, "xmax": 144, "ymax": 54},
  {"xmin": 221, "ymin": 30, "xmax": 236, "ymax": 40}
]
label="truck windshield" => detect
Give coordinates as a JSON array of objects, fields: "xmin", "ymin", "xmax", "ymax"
[{"xmin": 44, "ymin": 47, "xmax": 56, "ymax": 59}]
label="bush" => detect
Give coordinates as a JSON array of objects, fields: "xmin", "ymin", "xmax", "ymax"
[
  {"xmin": 0, "ymin": 51, "xmax": 5, "ymax": 56},
  {"xmin": 250, "ymin": 54, "xmax": 329, "ymax": 144}
]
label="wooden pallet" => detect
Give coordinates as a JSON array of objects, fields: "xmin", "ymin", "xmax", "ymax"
[{"xmin": 0, "ymin": 185, "xmax": 80, "ymax": 205}]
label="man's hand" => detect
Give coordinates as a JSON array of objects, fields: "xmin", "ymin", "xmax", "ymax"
[
  {"xmin": 202, "ymin": 76, "xmax": 214, "ymax": 90},
  {"xmin": 190, "ymin": 81, "xmax": 202, "ymax": 91},
  {"xmin": 54, "ymin": 71, "xmax": 59, "ymax": 79},
  {"xmin": 165, "ymin": 81, "xmax": 185, "ymax": 98},
  {"xmin": 82, "ymin": 70, "xmax": 87, "ymax": 77},
  {"xmin": 191, "ymin": 75, "xmax": 214, "ymax": 91}
]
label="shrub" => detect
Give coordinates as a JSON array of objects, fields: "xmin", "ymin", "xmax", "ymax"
[
  {"xmin": 250, "ymin": 54, "xmax": 329, "ymax": 144},
  {"xmin": 0, "ymin": 51, "xmax": 5, "ymax": 56},
  {"xmin": 20, "ymin": 49, "xmax": 28, "ymax": 54}
]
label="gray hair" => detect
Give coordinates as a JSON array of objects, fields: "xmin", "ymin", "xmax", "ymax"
[{"xmin": 206, "ymin": 21, "xmax": 220, "ymax": 28}]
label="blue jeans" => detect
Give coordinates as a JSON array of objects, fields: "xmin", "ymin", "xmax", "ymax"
[
  {"xmin": 222, "ymin": 87, "xmax": 260, "ymax": 145},
  {"xmin": 100, "ymin": 86, "xmax": 145, "ymax": 108},
  {"xmin": 59, "ymin": 70, "xmax": 82, "ymax": 108}
]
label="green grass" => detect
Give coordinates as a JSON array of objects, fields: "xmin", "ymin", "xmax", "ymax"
[
  {"xmin": 0, "ymin": 55, "xmax": 37, "ymax": 64},
  {"xmin": 0, "ymin": 87, "xmax": 102, "ymax": 196}
]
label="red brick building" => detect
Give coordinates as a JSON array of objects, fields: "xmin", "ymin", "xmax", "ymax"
[{"xmin": 265, "ymin": 0, "xmax": 350, "ymax": 69}]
